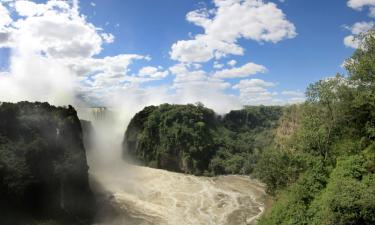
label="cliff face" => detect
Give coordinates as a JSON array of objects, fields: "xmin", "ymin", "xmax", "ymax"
[
  {"xmin": 80, "ymin": 119, "xmax": 94, "ymax": 151},
  {"xmin": 123, "ymin": 104, "xmax": 219, "ymax": 175},
  {"xmin": 0, "ymin": 102, "xmax": 95, "ymax": 225}
]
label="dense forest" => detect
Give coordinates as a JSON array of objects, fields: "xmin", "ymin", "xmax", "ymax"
[
  {"xmin": 0, "ymin": 102, "xmax": 96, "ymax": 225},
  {"xmin": 255, "ymin": 32, "xmax": 375, "ymax": 225},
  {"xmin": 124, "ymin": 32, "xmax": 375, "ymax": 224},
  {"xmin": 123, "ymin": 103, "xmax": 283, "ymax": 175}
]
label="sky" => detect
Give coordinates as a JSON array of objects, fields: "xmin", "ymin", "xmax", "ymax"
[{"xmin": 0, "ymin": 0, "xmax": 374, "ymax": 113}]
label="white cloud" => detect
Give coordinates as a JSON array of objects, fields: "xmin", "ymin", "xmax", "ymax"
[
  {"xmin": 348, "ymin": 0, "xmax": 375, "ymax": 9},
  {"xmin": 170, "ymin": 0, "xmax": 297, "ymax": 63},
  {"xmin": 90, "ymin": 2, "xmax": 96, "ymax": 7},
  {"xmin": 0, "ymin": 2, "xmax": 11, "ymax": 27},
  {"xmin": 101, "ymin": 33, "xmax": 114, "ymax": 43},
  {"xmin": 345, "ymin": 1, "xmax": 375, "ymax": 48},
  {"xmin": 233, "ymin": 78, "xmax": 280, "ymax": 105},
  {"xmin": 0, "ymin": 0, "xmax": 297, "ymax": 115},
  {"xmin": 9, "ymin": 3, "xmax": 105, "ymax": 58},
  {"xmin": 233, "ymin": 78, "xmax": 275, "ymax": 90},
  {"xmin": 15, "ymin": 0, "xmax": 57, "ymax": 17},
  {"xmin": 343, "ymin": 21, "xmax": 374, "ymax": 48},
  {"xmin": 138, "ymin": 66, "xmax": 169, "ymax": 79},
  {"xmin": 348, "ymin": 0, "xmax": 375, "ymax": 16},
  {"xmin": 0, "ymin": 52, "xmax": 77, "ymax": 105},
  {"xmin": 67, "ymin": 54, "xmax": 146, "ymax": 77},
  {"xmin": 0, "ymin": 0, "xmax": 149, "ymax": 106},
  {"xmin": 214, "ymin": 62, "xmax": 267, "ymax": 78},
  {"xmin": 167, "ymin": 63, "xmax": 241, "ymax": 113},
  {"xmin": 171, "ymin": 35, "xmax": 243, "ymax": 63},
  {"xmin": 227, "ymin": 59, "xmax": 237, "ymax": 67},
  {"xmin": 348, "ymin": 21, "xmax": 374, "ymax": 35},
  {"xmin": 232, "ymin": 80, "xmax": 305, "ymax": 105},
  {"xmin": 0, "ymin": 2, "xmax": 12, "ymax": 47},
  {"xmin": 344, "ymin": 35, "xmax": 360, "ymax": 48},
  {"xmin": 213, "ymin": 61, "xmax": 224, "ymax": 69},
  {"xmin": 171, "ymin": 63, "xmax": 227, "ymax": 86}
]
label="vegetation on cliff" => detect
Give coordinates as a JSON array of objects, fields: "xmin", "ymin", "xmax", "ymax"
[
  {"xmin": 123, "ymin": 103, "xmax": 282, "ymax": 175},
  {"xmin": 256, "ymin": 32, "xmax": 375, "ymax": 224},
  {"xmin": 0, "ymin": 102, "xmax": 96, "ymax": 225},
  {"xmin": 124, "ymin": 31, "xmax": 375, "ymax": 225}
]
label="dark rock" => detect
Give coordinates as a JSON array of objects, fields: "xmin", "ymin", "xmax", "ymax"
[
  {"xmin": 0, "ymin": 101, "xmax": 96, "ymax": 225},
  {"xmin": 80, "ymin": 119, "xmax": 94, "ymax": 150}
]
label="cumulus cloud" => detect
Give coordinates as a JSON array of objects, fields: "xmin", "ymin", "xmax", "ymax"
[
  {"xmin": 168, "ymin": 63, "xmax": 241, "ymax": 113},
  {"xmin": 345, "ymin": 1, "xmax": 375, "ymax": 48},
  {"xmin": 348, "ymin": 0, "xmax": 375, "ymax": 16},
  {"xmin": 0, "ymin": 3, "xmax": 11, "ymax": 27},
  {"xmin": 0, "ymin": 0, "xmax": 148, "ymax": 106},
  {"xmin": 349, "ymin": 21, "xmax": 375, "ymax": 34},
  {"xmin": 227, "ymin": 60, "xmax": 237, "ymax": 67},
  {"xmin": 0, "ymin": 2, "xmax": 12, "ymax": 47},
  {"xmin": 0, "ymin": 0, "xmax": 302, "ymax": 115},
  {"xmin": 344, "ymin": 21, "xmax": 374, "ymax": 48},
  {"xmin": 233, "ymin": 79, "xmax": 304, "ymax": 105},
  {"xmin": 214, "ymin": 62, "xmax": 267, "ymax": 78},
  {"xmin": 213, "ymin": 61, "xmax": 224, "ymax": 69},
  {"xmin": 348, "ymin": 0, "xmax": 375, "ymax": 9},
  {"xmin": 233, "ymin": 78, "xmax": 280, "ymax": 105},
  {"xmin": 66, "ymin": 54, "xmax": 146, "ymax": 78},
  {"xmin": 170, "ymin": 63, "xmax": 229, "ymax": 89},
  {"xmin": 139, "ymin": 66, "xmax": 169, "ymax": 79},
  {"xmin": 101, "ymin": 33, "xmax": 115, "ymax": 43},
  {"xmin": 170, "ymin": 0, "xmax": 296, "ymax": 63},
  {"xmin": 12, "ymin": 4, "xmax": 103, "ymax": 58}
]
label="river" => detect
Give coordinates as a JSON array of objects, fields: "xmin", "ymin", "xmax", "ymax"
[
  {"xmin": 90, "ymin": 163, "xmax": 266, "ymax": 225},
  {"xmin": 83, "ymin": 111, "xmax": 267, "ymax": 225}
]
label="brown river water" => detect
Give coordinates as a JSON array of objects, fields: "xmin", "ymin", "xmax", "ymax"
[
  {"xmin": 83, "ymin": 114, "xmax": 267, "ymax": 225},
  {"xmin": 90, "ymin": 163, "xmax": 267, "ymax": 225}
]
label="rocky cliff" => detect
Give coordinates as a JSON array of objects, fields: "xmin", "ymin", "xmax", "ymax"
[{"xmin": 0, "ymin": 102, "xmax": 96, "ymax": 225}]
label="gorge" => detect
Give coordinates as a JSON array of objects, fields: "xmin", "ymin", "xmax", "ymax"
[
  {"xmin": 84, "ymin": 104, "xmax": 270, "ymax": 225},
  {"xmin": 3, "ymin": 41, "xmax": 375, "ymax": 224}
]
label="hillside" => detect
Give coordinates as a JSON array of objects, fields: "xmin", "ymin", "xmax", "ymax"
[
  {"xmin": 123, "ymin": 103, "xmax": 283, "ymax": 175},
  {"xmin": 0, "ymin": 102, "xmax": 96, "ymax": 225},
  {"xmin": 254, "ymin": 33, "xmax": 375, "ymax": 224}
]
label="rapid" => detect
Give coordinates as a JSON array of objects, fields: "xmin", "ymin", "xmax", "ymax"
[{"xmin": 82, "ymin": 109, "xmax": 267, "ymax": 225}]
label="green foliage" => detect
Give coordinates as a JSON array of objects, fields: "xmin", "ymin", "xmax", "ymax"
[
  {"xmin": 124, "ymin": 104, "xmax": 283, "ymax": 175},
  {"xmin": 123, "ymin": 31, "xmax": 375, "ymax": 223},
  {"xmin": 0, "ymin": 102, "xmax": 95, "ymax": 225},
  {"xmin": 125, "ymin": 103, "xmax": 218, "ymax": 174},
  {"xmin": 254, "ymin": 148, "xmax": 306, "ymax": 195},
  {"xmin": 223, "ymin": 105, "xmax": 283, "ymax": 132},
  {"xmin": 258, "ymin": 31, "xmax": 375, "ymax": 224},
  {"xmin": 307, "ymin": 156, "xmax": 375, "ymax": 225},
  {"xmin": 259, "ymin": 159, "xmax": 328, "ymax": 225}
]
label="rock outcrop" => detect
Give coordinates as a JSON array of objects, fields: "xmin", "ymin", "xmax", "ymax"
[{"xmin": 0, "ymin": 102, "xmax": 96, "ymax": 225}]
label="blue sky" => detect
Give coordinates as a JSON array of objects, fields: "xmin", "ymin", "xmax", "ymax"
[
  {"xmin": 80, "ymin": 0, "xmax": 362, "ymax": 88},
  {"xmin": 0, "ymin": 0, "xmax": 374, "ymax": 112}
]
